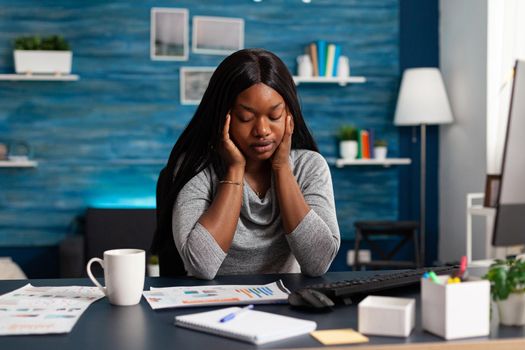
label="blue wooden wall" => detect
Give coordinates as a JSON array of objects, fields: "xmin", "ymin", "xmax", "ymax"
[
  {"xmin": 0, "ymin": 0, "xmax": 408, "ymax": 276},
  {"xmin": 399, "ymin": 0, "xmax": 440, "ymax": 267}
]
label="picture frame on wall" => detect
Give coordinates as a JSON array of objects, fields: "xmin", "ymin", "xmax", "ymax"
[
  {"xmin": 484, "ymin": 174, "xmax": 501, "ymax": 207},
  {"xmin": 192, "ymin": 16, "xmax": 244, "ymax": 55},
  {"xmin": 180, "ymin": 67, "xmax": 215, "ymax": 105},
  {"xmin": 150, "ymin": 8, "xmax": 189, "ymax": 61}
]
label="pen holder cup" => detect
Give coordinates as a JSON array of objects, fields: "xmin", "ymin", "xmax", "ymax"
[{"xmin": 421, "ymin": 276, "xmax": 490, "ymax": 340}]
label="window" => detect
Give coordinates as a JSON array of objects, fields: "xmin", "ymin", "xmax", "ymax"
[{"xmin": 486, "ymin": 0, "xmax": 525, "ymax": 174}]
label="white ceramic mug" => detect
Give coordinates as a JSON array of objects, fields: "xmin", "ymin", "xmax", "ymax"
[{"xmin": 87, "ymin": 249, "xmax": 145, "ymax": 306}]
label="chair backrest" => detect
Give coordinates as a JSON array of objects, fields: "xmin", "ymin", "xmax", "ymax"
[
  {"xmin": 85, "ymin": 208, "xmax": 156, "ymax": 276},
  {"xmin": 152, "ymin": 166, "xmax": 187, "ymax": 277}
]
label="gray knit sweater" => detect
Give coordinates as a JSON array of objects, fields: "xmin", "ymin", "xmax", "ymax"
[{"xmin": 172, "ymin": 149, "xmax": 340, "ymax": 280}]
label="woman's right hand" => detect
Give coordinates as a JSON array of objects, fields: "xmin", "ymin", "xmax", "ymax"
[{"xmin": 220, "ymin": 114, "xmax": 246, "ymax": 169}]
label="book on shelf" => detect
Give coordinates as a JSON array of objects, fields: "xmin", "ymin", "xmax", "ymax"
[
  {"xmin": 355, "ymin": 128, "xmax": 375, "ymax": 159},
  {"xmin": 317, "ymin": 40, "xmax": 327, "ymax": 77},
  {"xmin": 356, "ymin": 128, "xmax": 362, "ymax": 159},
  {"xmin": 332, "ymin": 44, "xmax": 341, "ymax": 77},
  {"xmin": 305, "ymin": 41, "xmax": 344, "ymax": 79},
  {"xmin": 368, "ymin": 128, "xmax": 375, "ymax": 158},
  {"xmin": 308, "ymin": 42, "xmax": 319, "ymax": 77},
  {"xmin": 325, "ymin": 43, "xmax": 336, "ymax": 77},
  {"xmin": 361, "ymin": 130, "xmax": 370, "ymax": 159}
]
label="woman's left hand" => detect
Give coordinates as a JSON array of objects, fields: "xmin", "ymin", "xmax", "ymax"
[{"xmin": 272, "ymin": 115, "xmax": 294, "ymax": 172}]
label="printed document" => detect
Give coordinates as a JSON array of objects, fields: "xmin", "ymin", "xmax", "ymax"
[
  {"xmin": 143, "ymin": 280, "xmax": 290, "ymax": 309},
  {"xmin": 0, "ymin": 284, "xmax": 104, "ymax": 335}
]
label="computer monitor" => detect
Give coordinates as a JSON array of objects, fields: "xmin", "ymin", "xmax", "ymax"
[{"xmin": 492, "ymin": 59, "xmax": 525, "ymax": 246}]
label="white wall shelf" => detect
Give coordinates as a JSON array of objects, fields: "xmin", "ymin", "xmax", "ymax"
[
  {"xmin": 0, "ymin": 74, "xmax": 79, "ymax": 81},
  {"xmin": 0, "ymin": 159, "xmax": 38, "ymax": 168},
  {"xmin": 293, "ymin": 76, "xmax": 366, "ymax": 86},
  {"xmin": 335, "ymin": 158, "xmax": 412, "ymax": 168},
  {"xmin": 108, "ymin": 159, "xmax": 165, "ymax": 165}
]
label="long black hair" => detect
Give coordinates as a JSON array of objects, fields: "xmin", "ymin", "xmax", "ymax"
[{"xmin": 151, "ymin": 48, "xmax": 319, "ymax": 276}]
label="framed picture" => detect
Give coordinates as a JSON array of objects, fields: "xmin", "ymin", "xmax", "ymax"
[
  {"xmin": 192, "ymin": 16, "xmax": 244, "ymax": 55},
  {"xmin": 150, "ymin": 8, "xmax": 189, "ymax": 61},
  {"xmin": 180, "ymin": 67, "xmax": 215, "ymax": 105},
  {"xmin": 484, "ymin": 174, "xmax": 501, "ymax": 207}
]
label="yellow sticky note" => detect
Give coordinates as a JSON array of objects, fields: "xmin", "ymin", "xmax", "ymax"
[{"xmin": 310, "ymin": 328, "xmax": 369, "ymax": 345}]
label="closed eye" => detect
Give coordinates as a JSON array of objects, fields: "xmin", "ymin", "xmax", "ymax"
[
  {"xmin": 236, "ymin": 113, "xmax": 254, "ymax": 122},
  {"xmin": 269, "ymin": 112, "xmax": 283, "ymax": 121}
]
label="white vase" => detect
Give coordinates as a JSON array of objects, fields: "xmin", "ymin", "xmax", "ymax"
[
  {"xmin": 14, "ymin": 50, "xmax": 72, "ymax": 74},
  {"xmin": 497, "ymin": 292, "xmax": 525, "ymax": 326},
  {"xmin": 374, "ymin": 146, "xmax": 388, "ymax": 160},
  {"xmin": 147, "ymin": 264, "xmax": 160, "ymax": 277},
  {"xmin": 297, "ymin": 54, "xmax": 313, "ymax": 77},
  {"xmin": 340, "ymin": 140, "xmax": 358, "ymax": 159},
  {"xmin": 337, "ymin": 56, "xmax": 350, "ymax": 78}
]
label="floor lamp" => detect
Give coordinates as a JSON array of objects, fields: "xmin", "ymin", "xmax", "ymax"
[{"xmin": 394, "ymin": 68, "xmax": 454, "ymax": 266}]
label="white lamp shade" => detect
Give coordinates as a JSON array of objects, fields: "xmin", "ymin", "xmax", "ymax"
[{"xmin": 394, "ymin": 68, "xmax": 454, "ymax": 126}]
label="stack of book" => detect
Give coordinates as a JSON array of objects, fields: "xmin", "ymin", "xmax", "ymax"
[
  {"xmin": 307, "ymin": 40, "xmax": 342, "ymax": 77},
  {"xmin": 356, "ymin": 128, "xmax": 375, "ymax": 159}
]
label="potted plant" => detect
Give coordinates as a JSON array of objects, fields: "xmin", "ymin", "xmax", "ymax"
[
  {"xmin": 338, "ymin": 125, "xmax": 358, "ymax": 159},
  {"xmin": 13, "ymin": 35, "xmax": 72, "ymax": 75},
  {"xmin": 483, "ymin": 258, "xmax": 525, "ymax": 326},
  {"xmin": 147, "ymin": 254, "xmax": 160, "ymax": 277},
  {"xmin": 374, "ymin": 139, "xmax": 388, "ymax": 160}
]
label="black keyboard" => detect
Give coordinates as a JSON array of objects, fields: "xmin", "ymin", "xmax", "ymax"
[{"xmin": 300, "ymin": 265, "xmax": 459, "ymax": 302}]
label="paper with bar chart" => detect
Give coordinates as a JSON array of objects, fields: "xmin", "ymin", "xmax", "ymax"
[
  {"xmin": 0, "ymin": 284, "xmax": 104, "ymax": 335},
  {"xmin": 142, "ymin": 280, "xmax": 290, "ymax": 309}
]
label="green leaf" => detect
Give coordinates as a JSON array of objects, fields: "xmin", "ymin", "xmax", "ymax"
[
  {"xmin": 337, "ymin": 125, "xmax": 358, "ymax": 141},
  {"xmin": 483, "ymin": 257, "xmax": 525, "ymax": 300},
  {"xmin": 13, "ymin": 35, "xmax": 69, "ymax": 51}
]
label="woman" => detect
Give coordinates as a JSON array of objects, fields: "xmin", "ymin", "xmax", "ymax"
[{"xmin": 151, "ymin": 48, "xmax": 340, "ymax": 279}]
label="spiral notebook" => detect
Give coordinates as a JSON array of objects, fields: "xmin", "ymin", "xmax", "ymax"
[{"xmin": 174, "ymin": 307, "xmax": 317, "ymax": 345}]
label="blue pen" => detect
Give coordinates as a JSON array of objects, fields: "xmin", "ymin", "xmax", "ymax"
[{"xmin": 219, "ymin": 304, "xmax": 254, "ymax": 323}]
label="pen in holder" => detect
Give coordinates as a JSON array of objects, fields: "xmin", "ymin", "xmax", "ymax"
[{"xmin": 421, "ymin": 275, "xmax": 490, "ymax": 340}]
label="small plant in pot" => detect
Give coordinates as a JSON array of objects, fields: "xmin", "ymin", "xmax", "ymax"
[
  {"xmin": 13, "ymin": 35, "xmax": 72, "ymax": 75},
  {"xmin": 147, "ymin": 255, "xmax": 160, "ymax": 277},
  {"xmin": 483, "ymin": 257, "xmax": 525, "ymax": 326},
  {"xmin": 338, "ymin": 125, "xmax": 358, "ymax": 159},
  {"xmin": 374, "ymin": 139, "xmax": 388, "ymax": 160}
]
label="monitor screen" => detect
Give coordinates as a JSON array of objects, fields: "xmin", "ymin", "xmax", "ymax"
[{"xmin": 492, "ymin": 59, "xmax": 525, "ymax": 246}]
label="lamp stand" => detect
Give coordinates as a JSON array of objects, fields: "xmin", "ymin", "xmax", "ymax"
[{"xmin": 419, "ymin": 124, "xmax": 427, "ymax": 267}]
